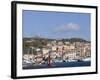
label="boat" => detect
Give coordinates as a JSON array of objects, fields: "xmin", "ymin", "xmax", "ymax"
[{"xmin": 82, "ymin": 57, "xmax": 91, "ymax": 61}]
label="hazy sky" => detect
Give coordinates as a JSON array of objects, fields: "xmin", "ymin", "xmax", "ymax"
[{"xmin": 22, "ymin": 10, "xmax": 91, "ymax": 41}]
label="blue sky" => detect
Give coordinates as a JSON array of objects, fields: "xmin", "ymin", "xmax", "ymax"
[{"xmin": 22, "ymin": 10, "xmax": 90, "ymax": 41}]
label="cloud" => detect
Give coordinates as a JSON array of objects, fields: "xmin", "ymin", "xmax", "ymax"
[{"xmin": 54, "ymin": 23, "xmax": 80, "ymax": 32}]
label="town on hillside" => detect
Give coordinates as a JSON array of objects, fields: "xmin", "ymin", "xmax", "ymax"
[{"xmin": 22, "ymin": 37, "xmax": 91, "ymax": 68}]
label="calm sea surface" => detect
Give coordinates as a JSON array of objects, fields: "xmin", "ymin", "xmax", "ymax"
[{"xmin": 23, "ymin": 61, "xmax": 91, "ymax": 69}]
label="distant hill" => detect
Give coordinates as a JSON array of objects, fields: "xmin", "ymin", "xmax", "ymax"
[
  {"xmin": 23, "ymin": 37, "xmax": 90, "ymax": 43},
  {"xmin": 62, "ymin": 38, "xmax": 90, "ymax": 43}
]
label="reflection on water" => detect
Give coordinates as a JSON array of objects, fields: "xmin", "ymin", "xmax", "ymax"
[{"xmin": 23, "ymin": 61, "xmax": 91, "ymax": 69}]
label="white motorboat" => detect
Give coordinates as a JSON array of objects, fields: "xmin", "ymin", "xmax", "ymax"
[{"xmin": 82, "ymin": 57, "xmax": 91, "ymax": 61}]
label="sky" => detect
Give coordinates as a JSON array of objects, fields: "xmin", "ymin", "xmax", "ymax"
[{"xmin": 22, "ymin": 10, "xmax": 91, "ymax": 41}]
